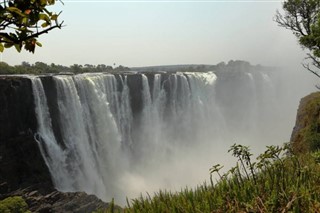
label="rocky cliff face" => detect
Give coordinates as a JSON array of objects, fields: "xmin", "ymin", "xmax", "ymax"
[
  {"xmin": 290, "ymin": 92, "xmax": 320, "ymax": 153},
  {"xmin": 0, "ymin": 76, "xmax": 52, "ymax": 193},
  {"xmin": 0, "ymin": 77, "xmax": 36, "ymax": 139}
]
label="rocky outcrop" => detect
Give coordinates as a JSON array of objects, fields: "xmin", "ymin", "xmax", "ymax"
[
  {"xmin": 290, "ymin": 92, "xmax": 320, "ymax": 153},
  {"xmin": 1, "ymin": 184, "xmax": 111, "ymax": 213}
]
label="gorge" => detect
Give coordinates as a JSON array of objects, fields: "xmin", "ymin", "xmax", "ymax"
[{"xmin": 0, "ymin": 62, "xmax": 314, "ymax": 208}]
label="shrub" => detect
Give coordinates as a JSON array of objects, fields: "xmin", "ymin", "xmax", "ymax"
[{"xmin": 0, "ymin": 196, "xmax": 30, "ymax": 213}]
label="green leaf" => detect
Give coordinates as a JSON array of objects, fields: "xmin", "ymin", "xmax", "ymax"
[
  {"xmin": 6, "ymin": 7, "xmax": 25, "ymax": 17},
  {"xmin": 6, "ymin": 13, "xmax": 13, "ymax": 19},
  {"xmin": 41, "ymin": 22, "xmax": 49, "ymax": 28},
  {"xmin": 4, "ymin": 43, "xmax": 13, "ymax": 48},
  {"xmin": 0, "ymin": 43, "xmax": 4, "ymax": 53},
  {"xmin": 36, "ymin": 41, "xmax": 42, "ymax": 47},
  {"xmin": 48, "ymin": 0, "xmax": 55, "ymax": 5},
  {"xmin": 22, "ymin": 17, "xmax": 28, "ymax": 25},
  {"xmin": 14, "ymin": 44, "xmax": 22, "ymax": 52},
  {"xmin": 51, "ymin": 14, "xmax": 58, "ymax": 21},
  {"xmin": 39, "ymin": 14, "xmax": 50, "ymax": 22},
  {"xmin": 40, "ymin": 0, "xmax": 47, "ymax": 6}
]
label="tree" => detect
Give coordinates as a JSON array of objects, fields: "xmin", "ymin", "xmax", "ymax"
[
  {"xmin": 275, "ymin": 0, "xmax": 320, "ymax": 78},
  {"xmin": 0, "ymin": 0, "xmax": 63, "ymax": 53},
  {"xmin": 70, "ymin": 64, "xmax": 83, "ymax": 73},
  {"xmin": 0, "ymin": 61, "xmax": 14, "ymax": 73}
]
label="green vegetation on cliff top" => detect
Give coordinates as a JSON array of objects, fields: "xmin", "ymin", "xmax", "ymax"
[
  {"xmin": 0, "ymin": 61, "xmax": 130, "ymax": 75},
  {"xmin": 0, "ymin": 60, "xmax": 274, "ymax": 75}
]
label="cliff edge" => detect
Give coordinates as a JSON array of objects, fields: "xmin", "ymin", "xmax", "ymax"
[{"xmin": 291, "ymin": 92, "xmax": 320, "ymax": 153}]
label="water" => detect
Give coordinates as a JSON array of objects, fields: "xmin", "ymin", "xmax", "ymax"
[{"xmin": 30, "ymin": 70, "xmax": 300, "ymax": 204}]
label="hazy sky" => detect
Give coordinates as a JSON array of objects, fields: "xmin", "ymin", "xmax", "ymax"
[{"xmin": 3, "ymin": 0, "xmax": 307, "ymax": 67}]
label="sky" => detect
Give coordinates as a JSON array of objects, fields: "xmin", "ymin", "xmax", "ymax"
[{"xmin": 2, "ymin": 0, "xmax": 308, "ymax": 68}]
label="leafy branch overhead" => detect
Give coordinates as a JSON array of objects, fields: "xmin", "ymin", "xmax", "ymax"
[
  {"xmin": 275, "ymin": 0, "xmax": 320, "ymax": 78},
  {"xmin": 0, "ymin": 0, "xmax": 63, "ymax": 53}
]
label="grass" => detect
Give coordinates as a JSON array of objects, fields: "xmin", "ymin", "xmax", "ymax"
[{"xmin": 97, "ymin": 143, "xmax": 320, "ymax": 213}]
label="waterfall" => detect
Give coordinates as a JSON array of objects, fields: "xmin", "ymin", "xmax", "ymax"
[
  {"xmin": 31, "ymin": 77, "xmax": 72, "ymax": 190},
  {"xmin": 30, "ymin": 71, "xmax": 280, "ymax": 204}
]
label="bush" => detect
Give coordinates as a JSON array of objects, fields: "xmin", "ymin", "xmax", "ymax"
[{"xmin": 0, "ymin": 196, "xmax": 30, "ymax": 213}]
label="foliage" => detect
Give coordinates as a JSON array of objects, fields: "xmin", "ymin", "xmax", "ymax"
[
  {"xmin": 0, "ymin": 0, "xmax": 63, "ymax": 53},
  {"xmin": 97, "ymin": 143, "xmax": 320, "ymax": 212},
  {"xmin": 275, "ymin": 0, "xmax": 320, "ymax": 78},
  {"xmin": 0, "ymin": 61, "xmax": 130, "ymax": 74},
  {"xmin": 0, "ymin": 196, "xmax": 30, "ymax": 213}
]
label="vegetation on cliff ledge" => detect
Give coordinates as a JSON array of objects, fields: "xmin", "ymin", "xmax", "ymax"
[
  {"xmin": 291, "ymin": 92, "xmax": 320, "ymax": 154},
  {"xmin": 0, "ymin": 196, "xmax": 30, "ymax": 213}
]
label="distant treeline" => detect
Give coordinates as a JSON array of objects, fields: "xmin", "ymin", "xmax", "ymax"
[
  {"xmin": 132, "ymin": 60, "xmax": 275, "ymax": 73},
  {"xmin": 0, "ymin": 60, "xmax": 275, "ymax": 75},
  {"xmin": 0, "ymin": 62, "xmax": 131, "ymax": 75}
]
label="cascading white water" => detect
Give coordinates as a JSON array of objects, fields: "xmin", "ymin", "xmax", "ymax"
[
  {"xmin": 31, "ymin": 77, "xmax": 72, "ymax": 190},
  {"xmin": 30, "ymin": 71, "xmax": 284, "ymax": 204}
]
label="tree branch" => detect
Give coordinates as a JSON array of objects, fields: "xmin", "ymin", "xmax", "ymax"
[
  {"xmin": 23, "ymin": 21, "xmax": 64, "ymax": 41},
  {"xmin": 0, "ymin": 32, "xmax": 18, "ymax": 43}
]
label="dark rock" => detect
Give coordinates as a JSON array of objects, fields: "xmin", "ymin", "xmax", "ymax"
[
  {"xmin": 126, "ymin": 74, "xmax": 143, "ymax": 115},
  {"xmin": 40, "ymin": 76, "xmax": 65, "ymax": 148},
  {"xmin": 0, "ymin": 76, "xmax": 53, "ymax": 193},
  {"xmin": 0, "ymin": 76, "xmax": 36, "ymax": 140},
  {"xmin": 3, "ymin": 184, "xmax": 111, "ymax": 213}
]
